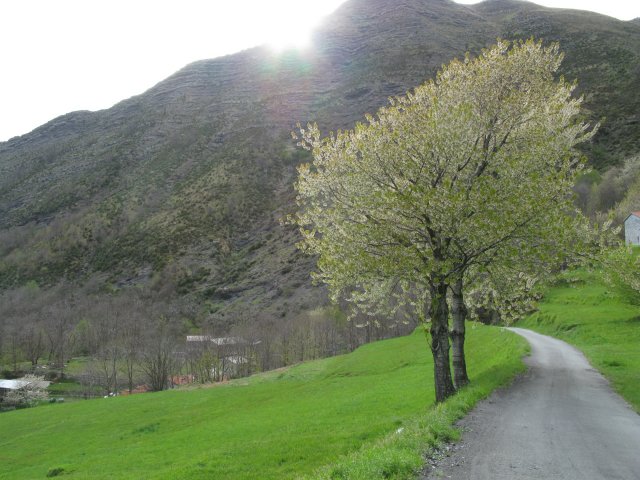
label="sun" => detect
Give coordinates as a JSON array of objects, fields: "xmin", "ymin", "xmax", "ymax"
[
  {"xmin": 237, "ymin": 0, "xmax": 349, "ymax": 54},
  {"xmin": 266, "ymin": 19, "xmax": 316, "ymax": 52}
]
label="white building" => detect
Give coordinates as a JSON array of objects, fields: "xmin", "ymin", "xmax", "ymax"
[
  {"xmin": 624, "ymin": 212, "xmax": 640, "ymax": 245},
  {"xmin": 186, "ymin": 336, "xmax": 250, "ymax": 346}
]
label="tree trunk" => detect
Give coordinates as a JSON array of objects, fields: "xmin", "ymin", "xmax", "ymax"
[
  {"xmin": 126, "ymin": 356, "xmax": 135, "ymax": 394},
  {"xmin": 450, "ymin": 279, "xmax": 470, "ymax": 389},
  {"xmin": 428, "ymin": 282, "xmax": 456, "ymax": 402}
]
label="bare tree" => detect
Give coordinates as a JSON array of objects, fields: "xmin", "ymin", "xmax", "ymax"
[
  {"xmin": 21, "ymin": 318, "xmax": 45, "ymax": 368},
  {"xmin": 91, "ymin": 299, "xmax": 122, "ymax": 395},
  {"xmin": 140, "ymin": 318, "xmax": 179, "ymax": 391},
  {"xmin": 44, "ymin": 301, "xmax": 78, "ymax": 378},
  {"xmin": 6, "ymin": 320, "xmax": 21, "ymax": 374},
  {"xmin": 121, "ymin": 311, "xmax": 143, "ymax": 394}
]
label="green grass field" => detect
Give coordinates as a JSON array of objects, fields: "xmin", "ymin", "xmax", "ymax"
[
  {"xmin": 0, "ymin": 325, "xmax": 527, "ymax": 480},
  {"xmin": 519, "ymin": 268, "xmax": 640, "ymax": 411}
]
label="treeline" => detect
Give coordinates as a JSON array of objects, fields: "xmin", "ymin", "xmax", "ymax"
[
  {"xmin": 0, "ymin": 282, "xmax": 416, "ymax": 396},
  {"xmin": 575, "ymin": 153, "xmax": 640, "ymax": 226}
]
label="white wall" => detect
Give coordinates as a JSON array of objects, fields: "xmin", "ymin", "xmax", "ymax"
[{"xmin": 624, "ymin": 215, "xmax": 640, "ymax": 245}]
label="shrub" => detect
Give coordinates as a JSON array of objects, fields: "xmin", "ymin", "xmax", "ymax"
[
  {"xmin": 3, "ymin": 374, "xmax": 49, "ymax": 408},
  {"xmin": 46, "ymin": 466, "xmax": 65, "ymax": 477}
]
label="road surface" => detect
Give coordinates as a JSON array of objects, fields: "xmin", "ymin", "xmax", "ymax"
[{"xmin": 423, "ymin": 328, "xmax": 640, "ymax": 479}]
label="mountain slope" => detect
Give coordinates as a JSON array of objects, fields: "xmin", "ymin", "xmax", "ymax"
[{"xmin": 1, "ymin": 0, "xmax": 639, "ymax": 327}]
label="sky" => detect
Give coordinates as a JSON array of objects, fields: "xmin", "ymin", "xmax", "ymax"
[{"xmin": 1, "ymin": 0, "xmax": 639, "ymax": 142}]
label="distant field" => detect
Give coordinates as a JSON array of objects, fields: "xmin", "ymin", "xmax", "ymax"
[
  {"xmin": 519, "ymin": 268, "xmax": 640, "ymax": 411},
  {"xmin": 0, "ymin": 325, "xmax": 527, "ymax": 480}
]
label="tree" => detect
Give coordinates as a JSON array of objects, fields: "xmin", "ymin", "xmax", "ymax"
[
  {"xmin": 3, "ymin": 374, "xmax": 49, "ymax": 408},
  {"xmin": 293, "ymin": 39, "xmax": 596, "ymax": 402},
  {"xmin": 140, "ymin": 318, "xmax": 179, "ymax": 391},
  {"xmin": 21, "ymin": 319, "xmax": 45, "ymax": 368},
  {"xmin": 5, "ymin": 319, "xmax": 22, "ymax": 374},
  {"xmin": 121, "ymin": 310, "xmax": 143, "ymax": 394},
  {"xmin": 44, "ymin": 300, "xmax": 78, "ymax": 378},
  {"xmin": 91, "ymin": 300, "xmax": 121, "ymax": 395},
  {"xmin": 601, "ymin": 245, "xmax": 640, "ymax": 302}
]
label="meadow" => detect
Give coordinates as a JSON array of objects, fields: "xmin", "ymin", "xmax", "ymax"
[{"xmin": 0, "ymin": 324, "xmax": 527, "ymax": 480}]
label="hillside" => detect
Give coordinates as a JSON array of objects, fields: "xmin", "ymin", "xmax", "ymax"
[
  {"xmin": 1, "ymin": 0, "xmax": 640, "ymax": 330},
  {"xmin": 0, "ymin": 325, "xmax": 527, "ymax": 479}
]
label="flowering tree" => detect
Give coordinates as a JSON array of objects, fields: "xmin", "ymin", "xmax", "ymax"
[
  {"xmin": 4, "ymin": 374, "xmax": 49, "ymax": 408},
  {"xmin": 601, "ymin": 245, "xmax": 640, "ymax": 301},
  {"xmin": 293, "ymin": 39, "xmax": 596, "ymax": 402}
]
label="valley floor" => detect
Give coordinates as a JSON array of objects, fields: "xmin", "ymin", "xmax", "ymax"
[{"xmin": 0, "ymin": 324, "xmax": 526, "ymax": 480}]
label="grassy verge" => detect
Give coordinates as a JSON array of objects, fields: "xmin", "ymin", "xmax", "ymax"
[
  {"xmin": 303, "ymin": 336, "xmax": 527, "ymax": 480},
  {"xmin": 0, "ymin": 325, "xmax": 527, "ymax": 480},
  {"xmin": 518, "ymin": 268, "xmax": 640, "ymax": 411}
]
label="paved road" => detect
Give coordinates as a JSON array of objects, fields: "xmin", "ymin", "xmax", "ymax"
[{"xmin": 423, "ymin": 328, "xmax": 640, "ymax": 479}]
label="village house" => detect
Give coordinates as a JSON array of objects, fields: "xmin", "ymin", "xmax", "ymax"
[
  {"xmin": 624, "ymin": 212, "xmax": 640, "ymax": 245},
  {"xmin": 0, "ymin": 379, "xmax": 29, "ymax": 399}
]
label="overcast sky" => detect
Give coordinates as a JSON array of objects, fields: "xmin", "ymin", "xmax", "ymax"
[{"xmin": 1, "ymin": 0, "xmax": 638, "ymax": 142}]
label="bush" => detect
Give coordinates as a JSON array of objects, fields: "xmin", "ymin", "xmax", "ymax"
[
  {"xmin": 46, "ymin": 466, "xmax": 65, "ymax": 477},
  {"xmin": 44, "ymin": 371, "xmax": 61, "ymax": 382}
]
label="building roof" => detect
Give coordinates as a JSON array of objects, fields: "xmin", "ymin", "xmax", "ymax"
[
  {"xmin": 624, "ymin": 212, "xmax": 640, "ymax": 222},
  {"xmin": 186, "ymin": 335, "xmax": 243, "ymax": 345},
  {"xmin": 186, "ymin": 335, "xmax": 212, "ymax": 342},
  {"xmin": 186, "ymin": 336, "xmax": 260, "ymax": 345},
  {"xmin": 0, "ymin": 379, "xmax": 29, "ymax": 390},
  {"xmin": 0, "ymin": 379, "xmax": 50, "ymax": 390}
]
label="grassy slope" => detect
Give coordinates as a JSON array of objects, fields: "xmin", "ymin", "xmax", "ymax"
[
  {"xmin": 0, "ymin": 325, "xmax": 527, "ymax": 480},
  {"xmin": 519, "ymin": 269, "xmax": 640, "ymax": 411}
]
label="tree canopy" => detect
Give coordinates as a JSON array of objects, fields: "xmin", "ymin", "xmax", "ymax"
[{"xmin": 293, "ymin": 39, "xmax": 597, "ymax": 401}]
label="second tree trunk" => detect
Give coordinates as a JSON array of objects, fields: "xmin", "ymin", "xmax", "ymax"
[{"xmin": 450, "ymin": 279, "xmax": 469, "ymax": 389}]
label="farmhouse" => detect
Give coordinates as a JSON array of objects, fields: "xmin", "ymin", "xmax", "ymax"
[
  {"xmin": 0, "ymin": 379, "xmax": 30, "ymax": 398},
  {"xmin": 624, "ymin": 212, "xmax": 640, "ymax": 245}
]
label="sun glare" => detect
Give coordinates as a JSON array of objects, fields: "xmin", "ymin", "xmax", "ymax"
[
  {"xmin": 261, "ymin": 0, "xmax": 348, "ymax": 53},
  {"xmin": 0, "ymin": 0, "xmax": 350, "ymax": 141},
  {"xmin": 267, "ymin": 29, "xmax": 312, "ymax": 52},
  {"xmin": 266, "ymin": 18, "xmax": 317, "ymax": 52}
]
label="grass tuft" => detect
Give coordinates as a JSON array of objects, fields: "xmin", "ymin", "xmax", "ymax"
[{"xmin": 45, "ymin": 467, "xmax": 66, "ymax": 478}]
